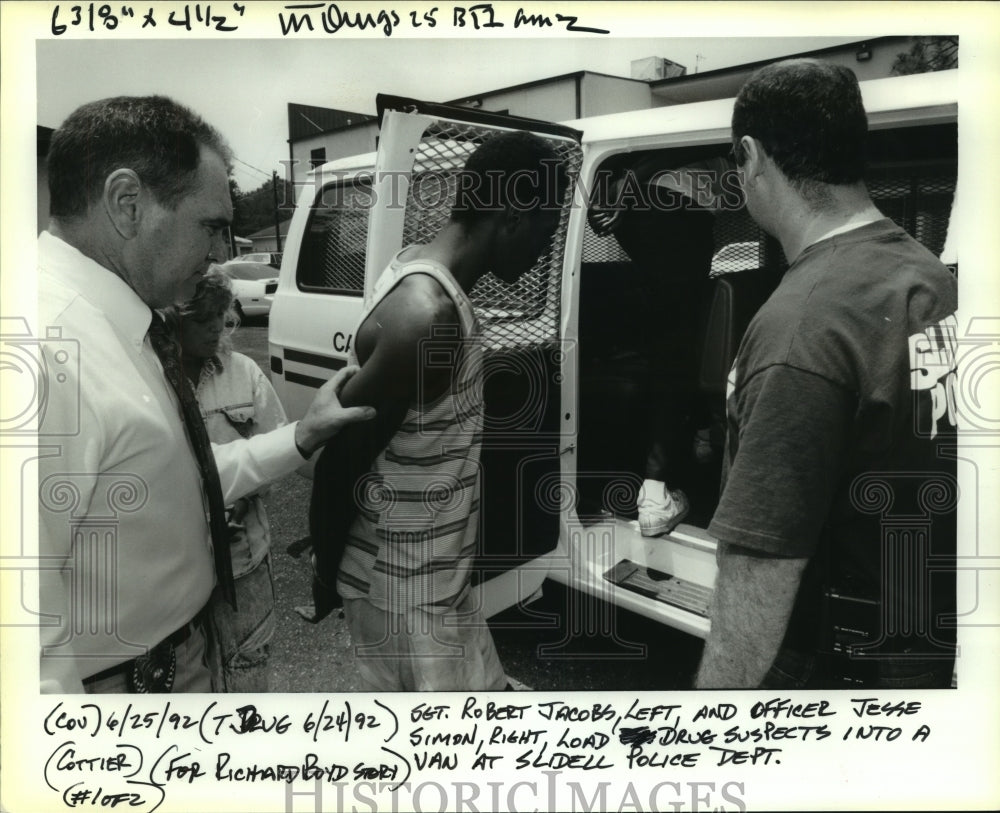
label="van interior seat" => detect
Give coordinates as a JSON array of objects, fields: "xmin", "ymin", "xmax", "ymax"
[
  {"xmin": 576, "ymin": 252, "xmax": 718, "ymax": 520},
  {"xmin": 575, "ymin": 261, "xmax": 656, "ymax": 515}
]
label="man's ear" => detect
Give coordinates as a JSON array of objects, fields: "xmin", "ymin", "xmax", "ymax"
[
  {"xmin": 102, "ymin": 169, "xmax": 143, "ymax": 239},
  {"xmin": 740, "ymin": 137, "xmax": 767, "ymax": 181},
  {"xmin": 502, "ymin": 204, "xmax": 524, "ymax": 235}
]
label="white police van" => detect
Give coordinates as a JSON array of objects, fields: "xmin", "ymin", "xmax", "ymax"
[{"xmin": 269, "ymin": 71, "xmax": 959, "ymax": 637}]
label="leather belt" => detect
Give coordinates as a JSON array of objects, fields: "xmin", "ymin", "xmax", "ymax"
[{"xmin": 82, "ymin": 616, "xmax": 201, "ymax": 687}]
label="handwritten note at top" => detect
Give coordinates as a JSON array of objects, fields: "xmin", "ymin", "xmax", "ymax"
[
  {"xmin": 49, "ymin": 3, "xmax": 612, "ymax": 37},
  {"xmin": 50, "ymin": 3, "xmax": 246, "ymax": 35}
]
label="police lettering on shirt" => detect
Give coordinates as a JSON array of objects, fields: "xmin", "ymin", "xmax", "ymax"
[{"xmin": 909, "ymin": 314, "xmax": 959, "ymax": 440}]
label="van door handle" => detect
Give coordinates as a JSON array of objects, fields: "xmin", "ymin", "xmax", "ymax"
[{"xmin": 560, "ymin": 443, "xmax": 576, "ymax": 455}]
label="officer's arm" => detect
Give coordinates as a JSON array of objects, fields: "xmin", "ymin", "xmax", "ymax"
[{"xmin": 694, "ymin": 543, "xmax": 808, "ymax": 688}]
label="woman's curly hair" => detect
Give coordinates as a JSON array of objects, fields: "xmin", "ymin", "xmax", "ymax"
[{"xmin": 172, "ymin": 265, "xmax": 239, "ymax": 358}]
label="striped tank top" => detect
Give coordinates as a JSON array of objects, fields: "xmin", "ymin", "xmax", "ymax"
[{"xmin": 336, "ymin": 251, "xmax": 484, "ymax": 613}]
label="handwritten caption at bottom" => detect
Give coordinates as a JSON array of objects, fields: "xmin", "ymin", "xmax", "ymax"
[{"xmin": 41, "ymin": 694, "xmax": 931, "ymax": 810}]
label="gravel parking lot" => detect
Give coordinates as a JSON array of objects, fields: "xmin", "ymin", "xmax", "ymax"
[{"xmin": 233, "ymin": 320, "xmax": 703, "ymax": 693}]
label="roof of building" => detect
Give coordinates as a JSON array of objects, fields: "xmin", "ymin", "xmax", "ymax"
[
  {"xmin": 287, "ymin": 103, "xmax": 376, "ymax": 142},
  {"xmin": 446, "ymin": 69, "xmax": 649, "ymax": 106},
  {"xmin": 646, "ymin": 36, "xmax": 917, "ymax": 105},
  {"xmin": 287, "ymin": 37, "xmax": 923, "ymax": 141},
  {"xmin": 289, "ymin": 70, "xmax": 650, "ymax": 143},
  {"xmin": 245, "ymin": 218, "xmax": 294, "ymax": 240},
  {"xmin": 649, "ymin": 36, "xmax": 911, "ymax": 89}
]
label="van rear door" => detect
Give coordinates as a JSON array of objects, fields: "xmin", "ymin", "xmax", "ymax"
[{"xmin": 369, "ymin": 95, "xmax": 584, "ymax": 616}]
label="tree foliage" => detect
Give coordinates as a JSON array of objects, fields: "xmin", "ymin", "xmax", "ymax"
[
  {"xmin": 230, "ymin": 175, "xmax": 296, "ymax": 239},
  {"xmin": 891, "ymin": 37, "xmax": 958, "ymax": 76}
]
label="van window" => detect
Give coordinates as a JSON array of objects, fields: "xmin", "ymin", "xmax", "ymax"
[{"xmin": 296, "ymin": 177, "xmax": 372, "ymax": 295}]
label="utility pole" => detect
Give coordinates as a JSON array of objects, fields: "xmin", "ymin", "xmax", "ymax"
[{"xmin": 272, "ymin": 170, "xmax": 283, "ymax": 253}]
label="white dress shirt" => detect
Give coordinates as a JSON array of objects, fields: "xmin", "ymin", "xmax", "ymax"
[{"xmin": 37, "ymin": 231, "xmax": 305, "ymax": 692}]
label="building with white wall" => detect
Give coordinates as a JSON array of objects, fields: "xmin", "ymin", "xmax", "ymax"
[
  {"xmin": 284, "ymin": 70, "xmax": 652, "ymax": 188},
  {"xmin": 647, "ymin": 37, "xmax": 918, "ymax": 105},
  {"xmin": 285, "ymin": 37, "xmax": 930, "ymax": 188},
  {"xmin": 245, "ymin": 218, "xmax": 293, "ymax": 253}
]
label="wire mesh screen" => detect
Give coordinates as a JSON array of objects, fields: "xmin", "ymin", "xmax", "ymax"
[
  {"xmin": 706, "ymin": 162, "xmax": 956, "ymax": 276},
  {"xmin": 581, "ymin": 218, "xmax": 631, "ymax": 264},
  {"xmin": 869, "ymin": 164, "xmax": 956, "ymax": 258},
  {"xmin": 296, "ymin": 178, "xmax": 371, "ymax": 295},
  {"xmin": 710, "ymin": 208, "xmax": 765, "ymax": 276},
  {"xmin": 400, "ymin": 120, "xmax": 582, "ymax": 352}
]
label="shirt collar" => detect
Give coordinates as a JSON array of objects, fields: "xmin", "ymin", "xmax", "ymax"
[
  {"xmin": 807, "ymin": 215, "xmax": 889, "ymax": 249},
  {"xmin": 38, "ymin": 231, "xmax": 153, "ymax": 348},
  {"xmin": 199, "ymin": 350, "xmax": 228, "ymax": 385}
]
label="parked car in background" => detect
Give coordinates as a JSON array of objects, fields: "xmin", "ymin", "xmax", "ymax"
[
  {"xmin": 240, "ymin": 251, "xmax": 283, "ymax": 269},
  {"xmin": 220, "ymin": 260, "xmax": 279, "ymax": 318}
]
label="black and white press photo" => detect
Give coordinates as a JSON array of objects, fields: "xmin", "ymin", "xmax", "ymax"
[{"xmin": 2, "ymin": 3, "xmax": 998, "ymax": 812}]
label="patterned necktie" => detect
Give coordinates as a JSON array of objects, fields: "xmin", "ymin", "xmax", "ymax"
[{"xmin": 148, "ymin": 311, "xmax": 237, "ymax": 610}]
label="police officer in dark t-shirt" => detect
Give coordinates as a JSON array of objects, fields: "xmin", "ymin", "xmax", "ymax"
[{"xmin": 695, "ymin": 60, "xmax": 957, "ymax": 689}]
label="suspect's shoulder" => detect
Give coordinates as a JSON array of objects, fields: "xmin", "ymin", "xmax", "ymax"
[{"xmin": 375, "ymin": 273, "xmax": 460, "ymax": 338}]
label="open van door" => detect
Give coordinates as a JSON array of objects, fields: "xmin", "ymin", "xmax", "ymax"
[
  {"xmin": 273, "ymin": 73, "xmax": 958, "ymax": 647},
  {"xmin": 367, "ymin": 95, "xmax": 584, "ymax": 618}
]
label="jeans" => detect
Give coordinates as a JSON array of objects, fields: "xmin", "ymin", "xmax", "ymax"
[
  {"xmin": 761, "ymin": 646, "xmax": 955, "ymax": 690},
  {"xmin": 207, "ymin": 555, "xmax": 276, "ymax": 692}
]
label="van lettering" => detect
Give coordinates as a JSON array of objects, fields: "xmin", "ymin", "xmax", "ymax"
[{"xmin": 333, "ymin": 332, "xmax": 352, "ymax": 353}]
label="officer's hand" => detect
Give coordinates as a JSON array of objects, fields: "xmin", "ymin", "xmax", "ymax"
[{"xmin": 295, "ymin": 366, "xmax": 376, "ymax": 457}]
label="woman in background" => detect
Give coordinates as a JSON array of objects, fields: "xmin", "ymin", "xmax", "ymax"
[{"xmin": 173, "ymin": 267, "xmax": 287, "ymax": 692}]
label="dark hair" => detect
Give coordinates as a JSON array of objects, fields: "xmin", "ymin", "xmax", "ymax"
[
  {"xmin": 731, "ymin": 59, "xmax": 868, "ymax": 187},
  {"xmin": 451, "ymin": 130, "xmax": 569, "ymax": 224},
  {"xmin": 47, "ymin": 95, "xmax": 232, "ymax": 219}
]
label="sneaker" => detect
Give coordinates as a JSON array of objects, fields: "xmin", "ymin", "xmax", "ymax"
[{"xmin": 637, "ymin": 481, "xmax": 690, "ymax": 537}]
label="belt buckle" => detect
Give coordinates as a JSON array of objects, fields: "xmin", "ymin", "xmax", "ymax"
[{"xmin": 129, "ymin": 639, "xmax": 177, "ymax": 693}]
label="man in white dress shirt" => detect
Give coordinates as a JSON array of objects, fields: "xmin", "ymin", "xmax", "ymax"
[{"xmin": 37, "ymin": 95, "xmax": 374, "ymax": 693}]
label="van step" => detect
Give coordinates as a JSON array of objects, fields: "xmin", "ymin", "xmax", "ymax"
[{"xmin": 604, "ymin": 560, "xmax": 712, "ymax": 618}]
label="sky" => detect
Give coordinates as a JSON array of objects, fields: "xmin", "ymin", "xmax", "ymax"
[{"xmin": 36, "ymin": 33, "xmax": 862, "ymax": 191}]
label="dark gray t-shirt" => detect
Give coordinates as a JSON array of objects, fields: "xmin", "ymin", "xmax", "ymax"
[{"xmin": 709, "ymin": 218, "xmax": 958, "ymax": 653}]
